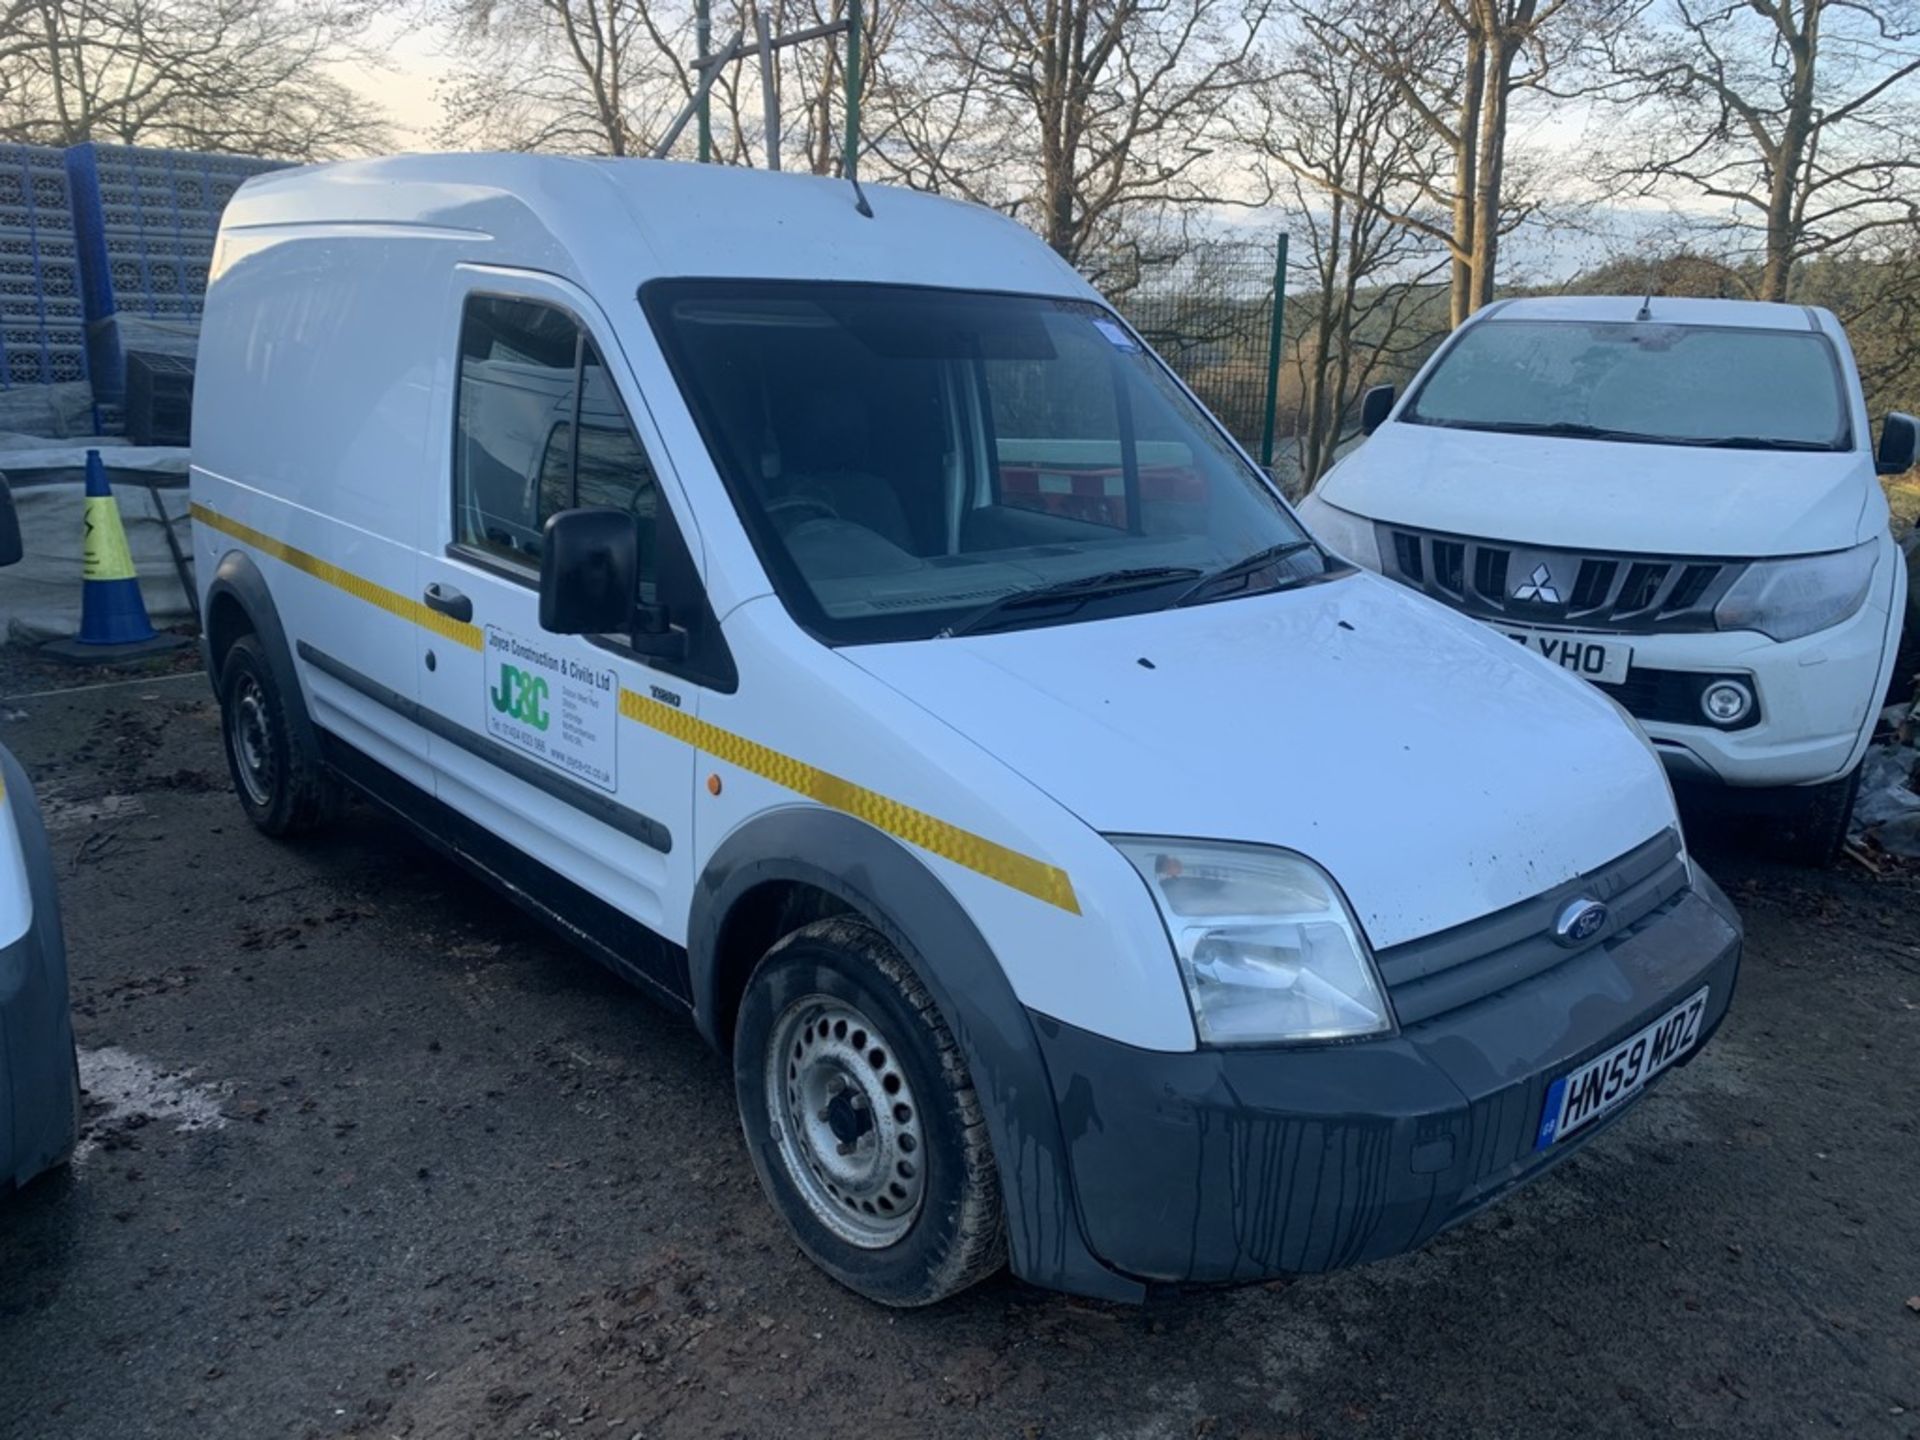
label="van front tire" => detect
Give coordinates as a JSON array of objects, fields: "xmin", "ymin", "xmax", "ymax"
[
  {"xmin": 218, "ymin": 635, "xmax": 338, "ymax": 837},
  {"xmin": 733, "ymin": 917, "xmax": 1006, "ymax": 1307}
]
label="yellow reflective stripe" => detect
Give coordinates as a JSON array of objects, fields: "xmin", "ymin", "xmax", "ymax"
[
  {"xmin": 83, "ymin": 495, "xmax": 138, "ymax": 582},
  {"xmin": 617, "ymin": 687, "xmax": 1080, "ymax": 914},
  {"xmin": 191, "ymin": 502, "xmax": 1080, "ymax": 913},
  {"xmin": 190, "ymin": 503, "xmax": 482, "ymax": 651}
]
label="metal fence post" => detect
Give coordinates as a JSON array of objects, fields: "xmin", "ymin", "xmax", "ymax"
[
  {"xmin": 696, "ymin": 0, "xmax": 712, "ymax": 162},
  {"xmin": 1259, "ymin": 231, "xmax": 1289, "ymax": 471},
  {"xmin": 844, "ymin": 0, "xmax": 863, "ymax": 180}
]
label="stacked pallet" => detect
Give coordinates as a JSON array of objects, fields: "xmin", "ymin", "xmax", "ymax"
[
  {"xmin": 66, "ymin": 143, "xmax": 287, "ymax": 424},
  {"xmin": 0, "ymin": 145, "xmax": 91, "ymax": 434}
]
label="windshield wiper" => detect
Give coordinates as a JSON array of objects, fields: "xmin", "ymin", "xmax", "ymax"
[
  {"xmin": 940, "ymin": 566, "xmax": 1200, "ymax": 638},
  {"xmin": 1426, "ymin": 418, "xmax": 1839, "ymax": 452},
  {"xmin": 1427, "ymin": 419, "xmax": 1651, "ymax": 442},
  {"xmin": 1176, "ymin": 540, "xmax": 1319, "ymax": 607},
  {"xmin": 1661, "ymin": 434, "xmax": 1838, "ymax": 452}
]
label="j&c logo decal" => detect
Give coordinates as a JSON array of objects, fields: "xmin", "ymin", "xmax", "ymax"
[{"xmin": 491, "ymin": 665, "xmax": 551, "ymax": 731}]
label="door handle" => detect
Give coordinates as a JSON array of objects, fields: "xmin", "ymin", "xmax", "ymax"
[{"xmin": 423, "ymin": 582, "xmax": 473, "ymax": 623}]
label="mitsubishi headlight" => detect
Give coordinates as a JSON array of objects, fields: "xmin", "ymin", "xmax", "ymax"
[
  {"xmin": 1714, "ymin": 540, "xmax": 1877, "ymax": 642},
  {"xmin": 1113, "ymin": 838, "xmax": 1392, "ymax": 1045}
]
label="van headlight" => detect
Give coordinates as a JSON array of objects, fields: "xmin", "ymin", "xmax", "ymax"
[
  {"xmin": 1297, "ymin": 494, "xmax": 1381, "ymax": 571},
  {"xmin": 1714, "ymin": 540, "xmax": 1877, "ymax": 642},
  {"xmin": 1112, "ymin": 837, "xmax": 1393, "ymax": 1045}
]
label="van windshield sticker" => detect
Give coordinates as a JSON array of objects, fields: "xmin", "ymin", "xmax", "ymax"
[
  {"xmin": 1091, "ymin": 318, "xmax": 1138, "ymax": 351},
  {"xmin": 484, "ymin": 625, "xmax": 619, "ymax": 792}
]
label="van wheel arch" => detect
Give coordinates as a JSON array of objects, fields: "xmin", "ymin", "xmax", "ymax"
[
  {"xmin": 687, "ymin": 807, "xmax": 1145, "ymax": 1303},
  {"xmin": 202, "ymin": 551, "xmax": 320, "ymax": 757}
]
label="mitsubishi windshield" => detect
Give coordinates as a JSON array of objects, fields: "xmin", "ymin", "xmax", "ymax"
[
  {"xmin": 1403, "ymin": 319, "xmax": 1851, "ymax": 453},
  {"xmin": 645, "ymin": 280, "xmax": 1333, "ymax": 643}
]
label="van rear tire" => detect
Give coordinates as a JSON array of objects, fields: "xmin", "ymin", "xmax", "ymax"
[
  {"xmin": 218, "ymin": 635, "xmax": 339, "ymax": 837},
  {"xmin": 733, "ymin": 917, "xmax": 1006, "ymax": 1307}
]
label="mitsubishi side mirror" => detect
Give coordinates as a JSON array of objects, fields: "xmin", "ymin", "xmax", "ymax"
[
  {"xmin": 0, "ymin": 476, "xmax": 20, "ymax": 568},
  {"xmin": 1876, "ymin": 412, "xmax": 1917, "ymax": 477},
  {"xmin": 539, "ymin": 507, "xmax": 686, "ymax": 660},
  {"xmin": 1360, "ymin": 385, "xmax": 1396, "ymax": 436}
]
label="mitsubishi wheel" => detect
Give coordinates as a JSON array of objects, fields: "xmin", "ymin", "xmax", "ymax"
[{"xmin": 733, "ymin": 916, "xmax": 1005, "ymax": 1306}]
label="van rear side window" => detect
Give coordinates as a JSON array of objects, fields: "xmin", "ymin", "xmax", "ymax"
[{"xmin": 454, "ymin": 295, "xmax": 661, "ymax": 576}]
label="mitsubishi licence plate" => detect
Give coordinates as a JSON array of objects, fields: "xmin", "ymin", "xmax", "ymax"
[
  {"xmin": 1534, "ymin": 987, "xmax": 1709, "ymax": 1149},
  {"xmin": 1500, "ymin": 626, "xmax": 1632, "ymax": 685}
]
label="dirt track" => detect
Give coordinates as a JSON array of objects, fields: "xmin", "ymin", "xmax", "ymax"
[{"xmin": 1, "ymin": 662, "xmax": 1916, "ymax": 1440}]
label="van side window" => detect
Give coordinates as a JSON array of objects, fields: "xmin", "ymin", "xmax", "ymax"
[{"xmin": 453, "ymin": 298, "xmax": 661, "ymax": 587}]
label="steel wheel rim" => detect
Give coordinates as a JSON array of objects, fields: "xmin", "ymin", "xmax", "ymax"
[
  {"xmin": 765, "ymin": 993, "xmax": 926, "ymax": 1249},
  {"xmin": 230, "ymin": 676, "xmax": 274, "ymax": 807}
]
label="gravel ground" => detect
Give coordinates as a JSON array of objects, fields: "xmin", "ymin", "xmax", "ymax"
[{"xmin": 0, "ymin": 663, "xmax": 1916, "ymax": 1440}]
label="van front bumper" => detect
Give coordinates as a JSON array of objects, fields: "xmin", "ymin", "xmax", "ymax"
[{"xmin": 1026, "ymin": 875, "xmax": 1741, "ymax": 1287}]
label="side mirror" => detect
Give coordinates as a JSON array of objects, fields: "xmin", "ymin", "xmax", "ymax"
[
  {"xmin": 540, "ymin": 508, "xmax": 638, "ymax": 635},
  {"xmin": 0, "ymin": 477, "xmax": 19, "ymax": 568},
  {"xmin": 1876, "ymin": 412, "xmax": 1917, "ymax": 477},
  {"xmin": 1360, "ymin": 384, "xmax": 1396, "ymax": 436},
  {"xmin": 538, "ymin": 507, "xmax": 687, "ymax": 660}
]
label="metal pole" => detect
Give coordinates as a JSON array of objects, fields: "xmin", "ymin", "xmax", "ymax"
[
  {"xmin": 696, "ymin": 0, "xmax": 712, "ymax": 162},
  {"xmin": 1259, "ymin": 231, "xmax": 1289, "ymax": 472},
  {"xmin": 654, "ymin": 29, "xmax": 745, "ymax": 159},
  {"xmin": 757, "ymin": 12, "xmax": 780, "ymax": 171},
  {"xmin": 843, "ymin": 0, "xmax": 863, "ymax": 180}
]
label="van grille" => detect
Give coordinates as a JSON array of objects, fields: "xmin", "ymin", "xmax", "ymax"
[
  {"xmin": 1378, "ymin": 525, "xmax": 1744, "ymax": 634},
  {"xmin": 1375, "ymin": 831, "xmax": 1690, "ymax": 1027}
]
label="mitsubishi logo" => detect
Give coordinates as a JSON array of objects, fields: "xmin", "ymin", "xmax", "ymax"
[{"xmin": 1513, "ymin": 563, "xmax": 1561, "ymax": 605}]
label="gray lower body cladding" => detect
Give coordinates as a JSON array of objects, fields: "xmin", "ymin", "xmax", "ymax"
[{"xmin": 1027, "ymin": 875, "xmax": 1743, "ymax": 1286}]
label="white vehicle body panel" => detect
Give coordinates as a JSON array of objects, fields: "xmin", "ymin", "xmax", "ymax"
[
  {"xmin": 1304, "ymin": 294, "xmax": 1903, "ymax": 791},
  {"xmin": 849, "ymin": 570, "xmax": 1673, "ymax": 949},
  {"xmin": 192, "ymin": 159, "xmax": 1684, "ymax": 1056},
  {"xmin": 0, "ymin": 773, "xmax": 32, "ymax": 952},
  {"xmin": 1316, "ymin": 426, "xmax": 1873, "ymax": 557}
]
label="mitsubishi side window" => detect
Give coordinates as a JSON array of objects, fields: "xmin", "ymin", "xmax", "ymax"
[{"xmin": 454, "ymin": 297, "xmax": 662, "ymax": 591}]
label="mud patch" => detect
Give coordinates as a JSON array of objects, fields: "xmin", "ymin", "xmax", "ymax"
[
  {"xmin": 74, "ymin": 1046, "xmax": 229, "ymax": 1159},
  {"xmin": 36, "ymin": 789, "xmax": 147, "ymax": 835}
]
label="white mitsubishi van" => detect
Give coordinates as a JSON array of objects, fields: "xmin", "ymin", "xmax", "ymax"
[
  {"xmin": 1299, "ymin": 296, "xmax": 1915, "ymax": 864},
  {"xmin": 191, "ymin": 157, "xmax": 1741, "ymax": 1306}
]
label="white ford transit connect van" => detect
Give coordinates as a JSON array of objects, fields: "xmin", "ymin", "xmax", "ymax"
[
  {"xmin": 1299, "ymin": 296, "xmax": 1915, "ymax": 865},
  {"xmin": 192, "ymin": 157, "xmax": 1741, "ymax": 1305}
]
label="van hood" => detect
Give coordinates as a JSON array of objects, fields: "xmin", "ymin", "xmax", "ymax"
[
  {"xmin": 846, "ymin": 572, "xmax": 1677, "ymax": 950},
  {"xmin": 1319, "ymin": 423, "xmax": 1871, "ymax": 556}
]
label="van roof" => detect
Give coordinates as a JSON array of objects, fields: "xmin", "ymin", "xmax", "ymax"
[
  {"xmin": 222, "ymin": 153, "xmax": 1092, "ymax": 300},
  {"xmin": 1482, "ymin": 294, "xmax": 1829, "ymax": 332}
]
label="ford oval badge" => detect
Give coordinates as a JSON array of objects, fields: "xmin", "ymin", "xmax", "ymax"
[{"xmin": 1554, "ymin": 897, "xmax": 1609, "ymax": 947}]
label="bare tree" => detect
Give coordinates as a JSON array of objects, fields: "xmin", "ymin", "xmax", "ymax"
[
  {"xmin": 864, "ymin": 0, "xmax": 1271, "ymax": 265},
  {"xmin": 1601, "ymin": 0, "xmax": 1920, "ymax": 303},
  {"xmin": 1288, "ymin": 0, "xmax": 1599, "ymax": 325},
  {"xmin": 1247, "ymin": 12, "xmax": 1449, "ymax": 483},
  {"xmin": 0, "ymin": 0, "xmax": 390, "ymax": 157},
  {"xmin": 434, "ymin": 0, "xmax": 694, "ymax": 154},
  {"xmin": 432, "ymin": 0, "xmax": 885, "ymax": 167}
]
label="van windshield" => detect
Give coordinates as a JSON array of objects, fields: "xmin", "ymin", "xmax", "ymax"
[
  {"xmin": 1403, "ymin": 319, "xmax": 1851, "ymax": 452},
  {"xmin": 644, "ymin": 280, "xmax": 1328, "ymax": 644}
]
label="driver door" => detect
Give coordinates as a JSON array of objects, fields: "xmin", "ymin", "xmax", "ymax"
[{"xmin": 414, "ymin": 269, "xmax": 697, "ymax": 988}]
